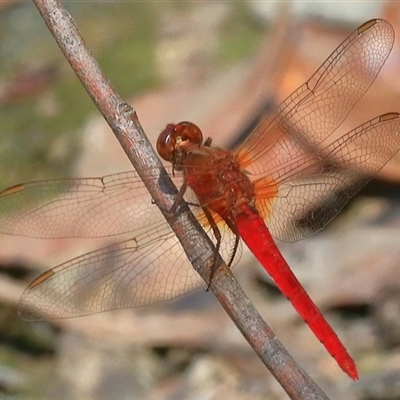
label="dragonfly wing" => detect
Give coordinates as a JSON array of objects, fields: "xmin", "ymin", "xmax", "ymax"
[
  {"xmin": 18, "ymin": 221, "xmax": 205, "ymax": 321},
  {"xmin": 255, "ymin": 113, "xmax": 400, "ymax": 242},
  {"xmin": 237, "ymin": 19, "xmax": 394, "ymax": 176},
  {"xmin": 0, "ymin": 169, "xmax": 182, "ymax": 238}
]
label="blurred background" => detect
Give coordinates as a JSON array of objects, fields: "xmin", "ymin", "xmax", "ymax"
[{"xmin": 0, "ymin": 1, "xmax": 400, "ymax": 399}]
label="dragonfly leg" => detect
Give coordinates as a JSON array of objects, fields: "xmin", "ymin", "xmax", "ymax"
[
  {"xmin": 200, "ymin": 205, "xmax": 225, "ymax": 289},
  {"xmin": 204, "ymin": 137, "xmax": 213, "ymax": 147},
  {"xmin": 228, "ymin": 234, "xmax": 240, "ymax": 267},
  {"xmin": 154, "ymin": 181, "xmax": 189, "ymax": 215},
  {"xmin": 169, "ymin": 181, "xmax": 188, "ymax": 214}
]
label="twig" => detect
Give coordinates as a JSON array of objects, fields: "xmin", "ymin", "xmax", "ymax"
[{"xmin": 31, "ymin": 1, "xmax": 330, "ymax": 398}]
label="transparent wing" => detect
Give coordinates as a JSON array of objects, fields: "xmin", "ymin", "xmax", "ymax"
[
  {"xmin": 237, "ymin": 19, "xmax": 394, "ymax": 176},
  {"xmin": 0, "ymin": 170, "xmax": 174, "ymax": 238},
  {"xmin": 17, "ymin": 221, "xmax": 204, "ymax": 321},
  {"xmin": 254, "ymin": 113, "xmax": 400, "ymax": 242},
  {"xmin": 17, "ymin": 207, "xmax": 243, "ymax": 321}
]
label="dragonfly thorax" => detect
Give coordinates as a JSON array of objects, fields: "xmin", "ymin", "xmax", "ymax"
[{"xmin": 183, "ymin": 145, "xmax": 256, "ymax": 221}]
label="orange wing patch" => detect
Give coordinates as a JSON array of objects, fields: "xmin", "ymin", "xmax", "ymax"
[{"xmin": 253, "ymin": 176, "xmax": 278, "ymax": 219}]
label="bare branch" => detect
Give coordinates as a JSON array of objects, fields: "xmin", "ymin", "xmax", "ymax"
[{"xmin": 31, "ymin": 0, "xmax": 330, "ymax": 398}]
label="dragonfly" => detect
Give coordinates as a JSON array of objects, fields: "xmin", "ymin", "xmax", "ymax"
[{"xmin": 1, "ymin": 19, "xmax": 400, "ymax": 380}]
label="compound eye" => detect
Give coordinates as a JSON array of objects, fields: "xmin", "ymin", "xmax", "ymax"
[
  {"xmin": 157, "ymin": 124, "xmax": 176, "ymax": 162},
  {"xmin": 175, "ymin": 121, "xmax": 203, "ymax": 146},
  {"xmin": 157, "ymin": 121, "xmax": 203, "ymax": 162}
]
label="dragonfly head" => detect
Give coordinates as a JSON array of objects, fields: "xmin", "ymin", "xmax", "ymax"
[{"xmin": 157, "ymin": 121, "xmax": 203, "ymax": 164}]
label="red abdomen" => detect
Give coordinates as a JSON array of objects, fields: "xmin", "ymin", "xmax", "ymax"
[{"xmin": 234, "ymin": 205, "xmax": 358, "ymax": 380}]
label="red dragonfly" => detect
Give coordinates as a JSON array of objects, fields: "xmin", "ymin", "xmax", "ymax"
[{"xmin": 1, "ymin": 19, "xmax": 399, "ymax": 380}]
